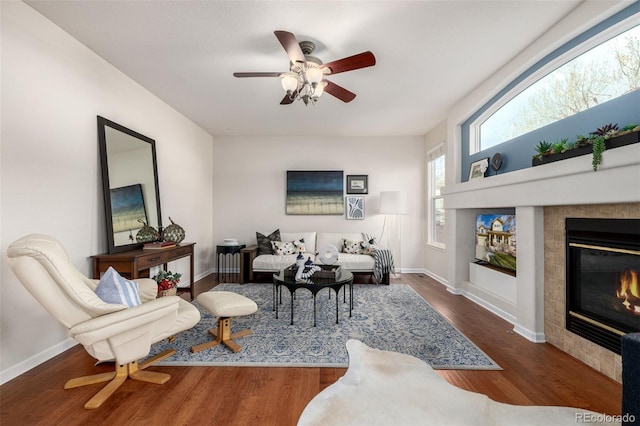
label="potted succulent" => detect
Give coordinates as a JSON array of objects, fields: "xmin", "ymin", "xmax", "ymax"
[
  {"xmin": 532, "ymin": 122, "xmax": 639, "ymax": 169},
  {"xmin": 153, "ymin": 270, "xmax": 182, "ymax": 297},
  {"xmin": 533, "ymin": 140, "xmax": 553, "ymax": 161}
]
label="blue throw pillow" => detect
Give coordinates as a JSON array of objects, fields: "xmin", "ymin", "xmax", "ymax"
[{"xmin": 95, "ymin": 266, "xmax": 141, "ymax": 307}]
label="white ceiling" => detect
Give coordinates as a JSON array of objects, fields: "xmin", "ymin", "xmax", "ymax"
[{"xmin": 26, "ymin": 0, "xmax": 590, "ymax": 137}]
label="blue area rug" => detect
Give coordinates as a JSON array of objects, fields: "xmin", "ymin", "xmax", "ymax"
[{"xmin": 150, "ymin": 283, "xmax": 501, "ymax": 370}]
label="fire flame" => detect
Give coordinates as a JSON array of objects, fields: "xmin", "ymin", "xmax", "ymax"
[{"xmin": 617, "ymin": 269, "xmax": 640, "ymax": 315}]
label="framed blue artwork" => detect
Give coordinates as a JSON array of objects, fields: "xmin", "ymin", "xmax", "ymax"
[
  {"xmin": 286, "ymin": 170, "xmax": 344, "ymax": 215},
  {"xmin": 110, "ymin": 184, "xmax": 147, "ymax": 233}
]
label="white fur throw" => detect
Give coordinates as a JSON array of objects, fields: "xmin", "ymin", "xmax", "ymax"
[{"xmin": 297, "ymin": 340, "xmax": 619, "ymax": 426}]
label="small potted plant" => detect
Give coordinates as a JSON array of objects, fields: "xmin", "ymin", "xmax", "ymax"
[{"xmin": 153, "ymin": 270, "xmax": 182, "ymax": 297}]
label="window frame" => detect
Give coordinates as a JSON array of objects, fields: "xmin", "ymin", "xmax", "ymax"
[
  {"xmin": 427, "ymin": 143, "xmax": 446, "ymax": 250},
  {"xmin": 459, "ymin": 4, "xmax": 640, "ymax": 183},
  {"xmin": 470, "ymin": 15, "xmax": 639, "ymax": 155}
]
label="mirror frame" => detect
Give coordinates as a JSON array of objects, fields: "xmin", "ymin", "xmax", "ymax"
[{"xmin": 97, "ymin": 116, "xmax": 162, "ymax": 253}]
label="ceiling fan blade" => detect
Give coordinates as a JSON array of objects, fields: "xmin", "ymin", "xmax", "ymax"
[
  {"xmin": 233, "ymin": 72, "xmax": 282, "ymax": 78},
  {"xmin": 324, "ymin": 80, "xmax": 356, "ymax": 103},
  {"xmin": 322, "ymin": 51, "xmax": 376, "ymax": 75},
  {"xmin": 274, "ymin": 30, "xmax": 306, "ymax": 64},
  {"xmin": 280, "ymin": 90, "xmax": 298, "ymax": 105}
]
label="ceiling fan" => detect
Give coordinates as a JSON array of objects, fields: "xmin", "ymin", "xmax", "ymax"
[{"xmin": 233, "ymin": 30, "xmax": 376, "ymax": 106}]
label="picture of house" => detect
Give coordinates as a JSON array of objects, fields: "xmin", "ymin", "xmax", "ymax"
[{"xmin": 475, "ymin": 214, "xmax": 517, "ymax": 272}]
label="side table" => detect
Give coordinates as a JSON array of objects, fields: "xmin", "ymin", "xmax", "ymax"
[{"xmin": 217, "ymin": 244, "xmax": 246, "ymax": 283}]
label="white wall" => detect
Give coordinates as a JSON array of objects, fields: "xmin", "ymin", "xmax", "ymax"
[
  {"xmin": 212, "ymin": 136, "xmax": 425, "ymax": 271},
  {"xmin": 423, "ymin": 120, "xmax": 448, "ymax": 283},
  {"xmin": 0, "ymin": 2, "xmax": 214, "ymax": 383}
]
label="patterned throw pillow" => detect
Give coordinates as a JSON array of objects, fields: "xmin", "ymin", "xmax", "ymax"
[
  {"xmin": 95, "ymin": 266, "xmax": 141, "ymax": 307},
  {"xmin": 342, "ymin": 239, "xmax": 363, "ymax": 254},
  {"xmin": 271, "ymin": 240, "xmax": 297, "ymax": 255},
  {"xmin": 342, "ymin": 239, "xmax": 375, "ymax": 255},
  {"xmin": 360, "ymin": 241, "xmax": 375, "ymax": 255},
  {"xmin": 361, "ymin": 233, "xmax": 379, "ymax": 255},
  {"xmin": 256, "ymin": 229, "xmax": 281, "ymax": 255},
  {"xmin": 293, "ymin": 238, "xmax": 306, "ymax": 253}
]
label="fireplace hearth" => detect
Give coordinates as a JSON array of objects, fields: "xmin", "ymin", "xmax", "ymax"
[{"xmin": 566, "ymin": 218, "xmax": 640, "ymax": 354}]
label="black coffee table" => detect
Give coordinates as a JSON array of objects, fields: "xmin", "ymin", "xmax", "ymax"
[{"xmin": 272, "ymin": 269, "xmax": 354, "ymax": 326}]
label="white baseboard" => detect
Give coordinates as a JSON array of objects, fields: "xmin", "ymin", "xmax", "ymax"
[
  {"xmin": 196, "ymin": 268, "xmax": 214, "ymax": 281},
  {"xmin": 446, "ymin": 286, "xmax": 464, "ymax": 295},
  {"xmin": 461, "ymin": 286, "xmax": 518, "ymax": 326},
  {"xmin": 1, "ymin": 337, "xmax": 77, "ymax": 385},
  {"xmin": 423, "ymin": 269, "xmax": 546, "ymax": 344},
  {"xmin": 513, "ymin": 324, "xmax": 546, "ymax": 343},
  {"xmin": 421, "ymin": 269, "xmax": 448, "ymax": 287},
  {"xmin": 177, "ymin": 268, "xmax": 215, "ymax": 288},
  {"xmin": 399, "ymin": 268, "xmax": 424, "ymax": 274}
]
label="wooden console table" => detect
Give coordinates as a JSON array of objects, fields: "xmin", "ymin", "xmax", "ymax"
[{"xmin": 91, "ymin": 243, "xmax": 196, "ymax": 300}]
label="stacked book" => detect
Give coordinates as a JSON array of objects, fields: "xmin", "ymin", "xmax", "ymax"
[{"xmin": 143, "ymin": 241, "xmax": 177, "ymax": 250}]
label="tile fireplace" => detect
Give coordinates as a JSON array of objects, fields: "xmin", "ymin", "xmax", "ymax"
[{"xmin": 565, "ymin": 218, "xmax": 640, "ymax": 354}]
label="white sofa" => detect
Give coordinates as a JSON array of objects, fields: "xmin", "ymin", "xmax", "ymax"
[{"xmin": 239, "ymin": 232, "xmax": 389, "ymax": 284}]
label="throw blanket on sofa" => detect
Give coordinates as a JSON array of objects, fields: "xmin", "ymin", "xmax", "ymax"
[{"xmin": 372, "ymin": 249, "xmax": 394, "ymax": 284}]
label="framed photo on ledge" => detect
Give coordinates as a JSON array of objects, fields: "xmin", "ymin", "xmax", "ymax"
[
  {"xmin": 347, "ymin": 175, "xmax": 368, "ymax": 194},
  {"xmin": 468, "ymin": 158, "xmax": 489, "ymax": 181}
]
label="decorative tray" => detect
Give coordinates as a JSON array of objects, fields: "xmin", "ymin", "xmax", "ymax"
[{"xmin": 284, "ymin": 263, "xmax": 341, "ymax": 280}]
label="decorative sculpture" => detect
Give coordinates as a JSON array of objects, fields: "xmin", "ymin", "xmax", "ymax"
[
  {"xmin": 135, "ymin": 219, "xmax": 160, "ymax": 243},
  {"xmin": 295, "ymin": 255, "xmax": 321, "ymax": 283},
  {"xmin": 317, "ymin": 244, "xmax": 339, "ymax": 265},
  {"xmin": 162, "ymin": 216, "xmax": 185, "ymax": 243}
]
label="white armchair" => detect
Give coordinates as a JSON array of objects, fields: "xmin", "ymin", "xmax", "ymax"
[{"xmin": 6, "ymin": 234, "xmax": 201, "ymax": 409}]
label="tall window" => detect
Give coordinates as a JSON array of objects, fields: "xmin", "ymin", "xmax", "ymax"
[
  {"xmin": 427, "ymin": 144, "xmax": 445, "ymax": 248},
  {"xmin": 473, "ymin": 23, "xmax": 640, "ymax": 153}
]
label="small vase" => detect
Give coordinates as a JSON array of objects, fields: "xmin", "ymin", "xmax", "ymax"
[
  {"xmin": 136, "ymin": 219, "xmax": 160, "ymax": 243},
  {"xmin": 158, "ymin": 286, "xmax": 178, "ymax": 297},
  {"xmin": 162, "ymin": 217, "xmax": 185, "ymax": 244}
]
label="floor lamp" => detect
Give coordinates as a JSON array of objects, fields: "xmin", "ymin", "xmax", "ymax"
[{"xmin": 379, "ymin": 191, "xmax": 408, "ymax": 276}]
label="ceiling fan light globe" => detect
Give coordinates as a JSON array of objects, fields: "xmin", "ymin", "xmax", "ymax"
[
  {"xmin": 305, "ymin": 67, "xmax": 323, "ymax": 85},
  {"xmin": 280, "ymin": 73, "xmax": 298, "ymax": 92},
  {"xmin": 314, "ymin": 82, "xmax": 325, "ymax": 97}
]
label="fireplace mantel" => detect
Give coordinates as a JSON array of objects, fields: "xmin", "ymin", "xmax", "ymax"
[{"xmin": 443, "ymin": 143, "xmax": 640, "ymax": 209}]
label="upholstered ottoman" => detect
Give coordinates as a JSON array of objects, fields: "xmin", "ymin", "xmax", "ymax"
[{"xmin": 190, "ymin": 291, "xmax": 258, "ymax": 353}]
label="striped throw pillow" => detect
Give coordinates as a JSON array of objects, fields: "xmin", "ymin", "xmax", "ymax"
[{"xmin": 95, "ymin": 266, "xmax": 142, "ymax": 307}]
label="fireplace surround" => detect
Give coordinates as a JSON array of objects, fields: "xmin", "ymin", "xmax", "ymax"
[
  {"xmin": 442, "ymin": 138, "xmax": 639, "ymax": 382},
  {"xmin": 565, "ymin": 218, "xmax": 640, "ymax": 355}
]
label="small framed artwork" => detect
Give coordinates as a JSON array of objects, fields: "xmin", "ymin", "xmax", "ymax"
[
  {"xmin": 468, "ymin": 158, "xmax": 489, "ymax": 181},
  {"xmin": 347, "ymin": 175, "xmax": 368, "ymax": 194},
  {"xmin": 346, "ymin": 196, "xmax": 365, "ymax": 220}
]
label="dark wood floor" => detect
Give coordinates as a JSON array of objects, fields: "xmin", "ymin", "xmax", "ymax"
[{"xmin": 0, "ymin": 273, "xmax": 621, "ymax": 425}]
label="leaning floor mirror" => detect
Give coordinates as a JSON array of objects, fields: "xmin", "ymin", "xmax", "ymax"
[{"xmin": 97, "ymin": 116, "xmax": 162, "ymax": 253}]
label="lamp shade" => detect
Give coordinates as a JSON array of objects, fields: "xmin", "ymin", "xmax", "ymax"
[
  {"xmin": 313, "ymin": 81, "xmax": 327, "ymax": 98},
  {"xmin": 379, "ymin": 191, "xmax": 408, "ymax": 215},
  {"xmin": 305, "ymin": 67, "xmax": 323, "ymax": 85},
  {"xmin": 280, "ymin": 73, "xmax": 298, "ymax": 93}
]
